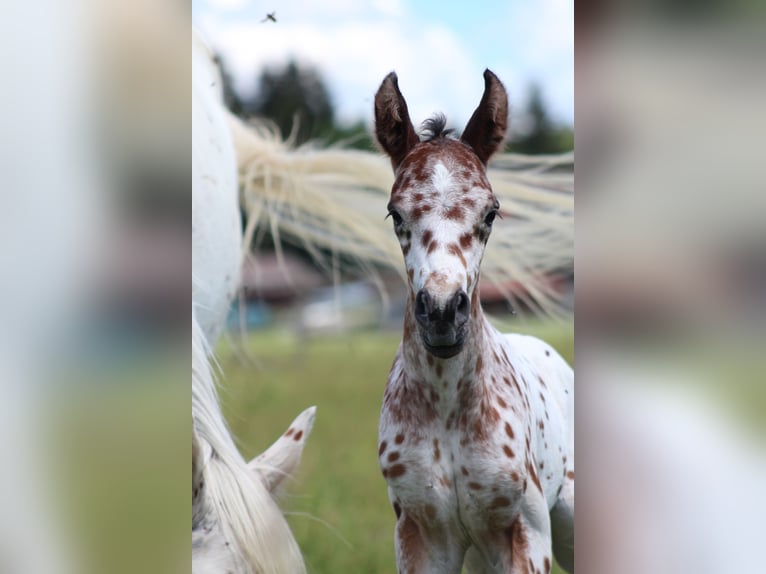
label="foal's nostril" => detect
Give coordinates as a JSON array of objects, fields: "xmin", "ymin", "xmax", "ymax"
[
  {"xmin": 414, "ymin": 290, "xmax": 431, "ymax": 325},
  {"xmin": 454, "ymin": 290, "xmax": 470, "ymax": 323}
]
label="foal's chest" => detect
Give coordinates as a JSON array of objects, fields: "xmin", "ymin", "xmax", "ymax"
[
  {"xmin": 379, "ymin": 403, "xmax": 529, "ymax": 533},
  {"xmin": 379, "ymin": 347, "xmax": 568, "ymax": 535}
]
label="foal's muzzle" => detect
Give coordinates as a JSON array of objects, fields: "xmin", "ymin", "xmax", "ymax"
[{"xmin": 414, "ymin": 289, "xmax": 470, "ymax": 358}]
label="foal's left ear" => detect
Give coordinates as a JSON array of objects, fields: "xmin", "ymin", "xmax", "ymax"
[{"xmin": 461, "ymin": 69, "xmax": 509, "ymax": 165}]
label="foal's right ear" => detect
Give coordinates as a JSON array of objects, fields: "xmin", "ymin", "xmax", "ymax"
[{"xmin": 374, "ymin": 72, "xmax": 419, "ymax": 170}]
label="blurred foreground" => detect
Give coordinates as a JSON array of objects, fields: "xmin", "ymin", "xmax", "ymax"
[{"xmin": 575, "ymin": 5, "xmax": 766, "ymax": 573}]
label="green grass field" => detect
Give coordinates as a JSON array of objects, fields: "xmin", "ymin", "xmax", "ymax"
[{"xmin": 216, "ymin": 319, "xmax": 573, "ymax": 573}]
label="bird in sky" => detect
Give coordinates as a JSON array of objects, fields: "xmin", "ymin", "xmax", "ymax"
[{"xmin": 261, "ymin": 12, "xmax": 277, "ymax": 23}]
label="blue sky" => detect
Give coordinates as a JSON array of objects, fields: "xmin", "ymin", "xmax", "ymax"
[{"xmin": 193, "ymin": 0, "xmax": 573, "ymax": 131}]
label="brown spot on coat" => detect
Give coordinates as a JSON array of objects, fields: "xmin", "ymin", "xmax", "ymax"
[
  {"xmin": 527, "ymin": 462, "xmax": 543, "ymax": 494},
  {"xmin": 461, "ymin": 466, "xmax": 469, "ymax": 476},
  {"xmin": 389, "ymin": 464, "xmax": 407, "ymax": 478},
  {"xmin": 503, "ymin": 444, "xmax": 515, "ymax": 458},
  {"xmin": 459, "ymin": 232, "xmax": 474, "ymax": 249},
  {"xmin": 445, "ymin": 204, "xmax": 464, "ymax": 221},
  {"xmin": 293, "ymin": 430, "xmax": 303, "ymax": 441},
  {"xmin": 468, "ymin": 481, "xmax": 482, "ymax": 490},
  {"xmin": 447, "ymin": 243, "xmax": 467, "ymax": 268},
  {"xmin": 421, "ymin": 229, "xmax": 433, "ymax": 248},
  {"xmin": 388, "ymin": 451, "xmax": 400, "ymax": 463},
  {"xmin": 492, "ymin": 496, "xmax": 511, "ymax": 508},
  {"xmin": 473, "ymin": 419, "xmax": 485, "ymax": 440},
  {"xmin": 505, "ymin": 421, "xmax": 515, "ymax": 439},
  {"xmin": 285, "ymin": 427, "xmax": 294, "ymax": 437},
  {"xmin": 427, "ymin": 240, "xmax": 439, "ymax": 254},
  {"xmin": 395, "ymin": 433, "xmax": 405, "ymax": 444},
  {"xmin": 567, "ymin": 470, "xmax": 574, "ymax": 480}
]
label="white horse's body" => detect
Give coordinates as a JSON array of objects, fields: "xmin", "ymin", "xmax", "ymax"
[{"xmin": 192, "ymin": 33, "xmax": 242, "ymax": 343}]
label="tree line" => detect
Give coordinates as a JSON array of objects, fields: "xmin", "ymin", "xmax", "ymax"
[{"xmin": 217, "ymin": 55, "xmax": 573, "ymax": 154}]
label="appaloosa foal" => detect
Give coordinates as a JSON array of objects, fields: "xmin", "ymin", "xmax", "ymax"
[{"xmin": 375, "ymin": 70, "xmax": 574, "ymax": 574}]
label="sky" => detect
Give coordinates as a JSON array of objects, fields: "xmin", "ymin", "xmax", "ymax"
[{"xmin": 193, "ymin": 0, "xmax": 573, "ymax": 132}]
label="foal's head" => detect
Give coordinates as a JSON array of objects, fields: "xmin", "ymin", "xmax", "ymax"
[{"xmin": 374, "ymin": 70, "xmax": 508, "ymax": 359}]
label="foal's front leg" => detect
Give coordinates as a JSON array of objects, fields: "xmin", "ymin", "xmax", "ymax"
[
  {"xmin": 464, "ymin": 486, "xmax": 555, "ymax": 574},
  {"xmin": 394, "ymin": 510, "xmax": 466, "ymax": 574}
]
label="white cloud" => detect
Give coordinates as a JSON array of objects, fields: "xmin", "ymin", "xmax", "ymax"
[
  {"xmin": 198, "ymin": 18, "xmax": 483, "ymax": 127},
  {"xmin": 194, "ymin": 0, "xmax": 573, "ymax": 128},
  {"xmin": 203, "ymin": 0, "xmax": 249, "ymax": 12}
]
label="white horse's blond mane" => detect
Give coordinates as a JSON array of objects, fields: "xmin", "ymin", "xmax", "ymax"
[{"xmin": 228, "ymin": 112, "xmax": 573, "ymax": 316}]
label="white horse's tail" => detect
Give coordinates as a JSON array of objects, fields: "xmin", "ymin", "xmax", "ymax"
[
  {"xmin": 228, "ymin": 112, "xmax": 573, "ymax": 316},
  {"xmin": 192, "ymin": 310, "xmax": 306, "ymax": 574}
]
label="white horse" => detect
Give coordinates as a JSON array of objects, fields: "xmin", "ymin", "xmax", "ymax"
[{"xmin": 192, "ymin": 32, "xmax": 313, "ymax": 574}]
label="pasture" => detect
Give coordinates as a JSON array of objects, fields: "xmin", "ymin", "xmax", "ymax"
[{"xmin": 216, "ymin": 318, "xmax": 573, "ymax": 573}]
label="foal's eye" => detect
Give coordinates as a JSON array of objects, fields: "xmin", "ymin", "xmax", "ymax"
[
  {"xmin": 484, "ymin": 209, "xmax": 498, "ymax": 227},
  {"xmin": 387, "ymin": 208, "xmax": 403, "ymax": 227}
]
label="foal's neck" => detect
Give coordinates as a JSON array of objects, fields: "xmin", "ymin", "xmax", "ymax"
[{"xmin": 401, "ymin": 289, "xmax": 491, "ymax": 395}]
